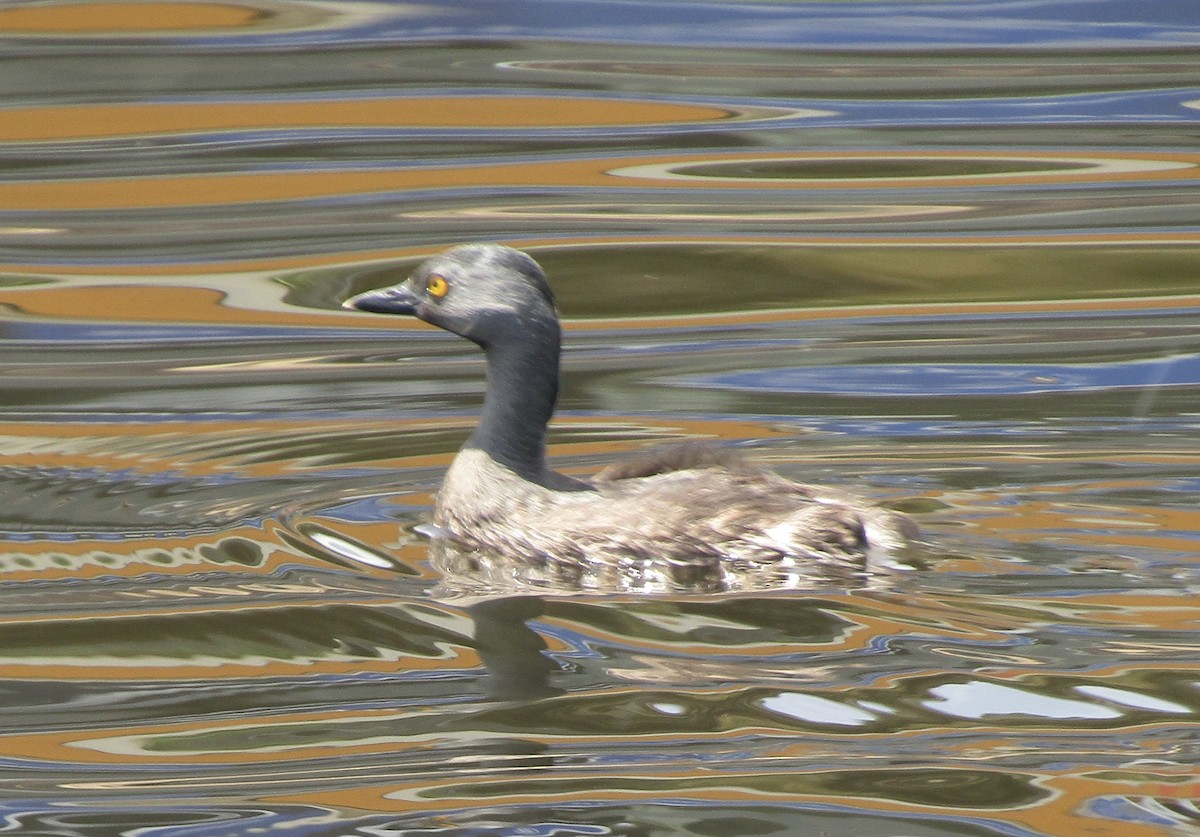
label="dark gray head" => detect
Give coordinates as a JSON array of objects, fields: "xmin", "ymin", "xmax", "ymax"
[{"xmin": 344, "ymin": 244, "xmax": 558, "ymax": 349}]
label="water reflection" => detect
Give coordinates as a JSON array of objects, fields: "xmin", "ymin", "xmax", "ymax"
[
  {"xmin": 0, "ymin": 293, "xmax": 1196, "ymax": 833},
  {"xmin": 1, "ymin": 0, "xmax": 1199, "ymax": 834}
]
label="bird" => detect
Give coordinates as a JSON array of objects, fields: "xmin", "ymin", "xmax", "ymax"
[{"xmin": 344, "ymin": 243, "xmax": 917, "ymax": 592}]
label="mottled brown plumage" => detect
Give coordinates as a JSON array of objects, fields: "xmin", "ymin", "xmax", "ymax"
[{"xmin": 345, "ymin": 244, "xmax": 917, "ymax": 592}]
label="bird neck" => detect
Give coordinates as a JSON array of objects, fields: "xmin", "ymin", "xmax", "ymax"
[{"xmin": 466, "ymin": 319, "xmax": 561, "ymax": 481}]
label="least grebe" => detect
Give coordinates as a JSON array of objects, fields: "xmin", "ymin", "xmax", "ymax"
[{"xmin": 345, "ymin": 244, "xmax": 916, "ymax": 590}]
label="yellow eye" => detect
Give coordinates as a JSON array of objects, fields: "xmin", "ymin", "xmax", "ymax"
[{"xmin": 425, "ymin": 274, "xmax": 450, "ymax": 299}]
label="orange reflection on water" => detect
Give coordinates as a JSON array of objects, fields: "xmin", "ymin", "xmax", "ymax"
[
  {"xmin": 2, "ymin": 151, "xmax": 1197, "ymax": 211},
  {"xmin": 0, "ymin": 1, "xmax": 262, "ymax": 32},
  {"xmin": 955, "ymin": 481, "xmax": 1200, "ymax": 555},
  {"xmin": 3, "ymin": 97, "xmax": 737, "ymax": 142},
  {"xmin": 0, "ymin": 285, "xmax": 361, "ymax": 328}
]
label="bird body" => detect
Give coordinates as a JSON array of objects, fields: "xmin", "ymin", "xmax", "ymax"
[{"xmin": 345, "ymin": 244, "xmax": 916, "ymax": 591}]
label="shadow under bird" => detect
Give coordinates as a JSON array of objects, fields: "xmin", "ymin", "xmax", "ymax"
[{"xmin": 344, "ymin": 244, "xmax": 917, "ymax": 591}]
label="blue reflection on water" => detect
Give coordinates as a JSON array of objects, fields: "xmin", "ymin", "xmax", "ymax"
[
  {"xmin": 806, "ymin": 90, "xmax": 1200, "ymax": 127},
  {"xmin": 128, "ymin": 0, "xmax": 1200, "ymax": 51},
  {"xmin": 1, "ymin": 323, "xmax": 376, "ymax": 343},
  {"xmin": 29, "ymin": 89, "xmax": 1199, "ymax": 142},
  {"xmin": 680, "ymin": 353, "xmax": 1200, "ymax": 396}
]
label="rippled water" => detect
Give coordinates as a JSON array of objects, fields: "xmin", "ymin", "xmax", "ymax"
[{"xmin": 1, "ymin": 2, "xmax": 1199, "ymax": 835}]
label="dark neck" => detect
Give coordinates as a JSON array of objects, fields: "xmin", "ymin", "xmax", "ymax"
[{"xmin": 465, "ymin": 319, "xmax": 561, "ymax": 480}]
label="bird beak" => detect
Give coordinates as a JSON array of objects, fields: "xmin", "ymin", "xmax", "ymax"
[{"xmin": 343, "ymin": 283, "xmax": 420, "ymax": 315}]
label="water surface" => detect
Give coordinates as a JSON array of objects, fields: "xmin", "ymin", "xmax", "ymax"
[{"xmin": 1, "ymin": 1, "xmax": 1199, "ymax": 835}]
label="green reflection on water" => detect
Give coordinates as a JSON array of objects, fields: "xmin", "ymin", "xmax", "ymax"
[
  {"xmin": 540, "ymin": 246, "xmax": 1200, "ymax": 316},
  {"xmin": 677, "ymin": 159, "xmax": 1093, "ymax": 179},
  {"xmin": 545, "ymin": 597, "xmax": 851, "ymax": 646},
  {"xmin": 304, "ymin": 245, "xmax": 1200, "ymax": 318},
  {"xmin": 424, "ymin": 767, "xmax": 1048, "ymax": 809},
  {"xmin": 0, "ymin": 604, "xmax": 471, "ymax": 663}
]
